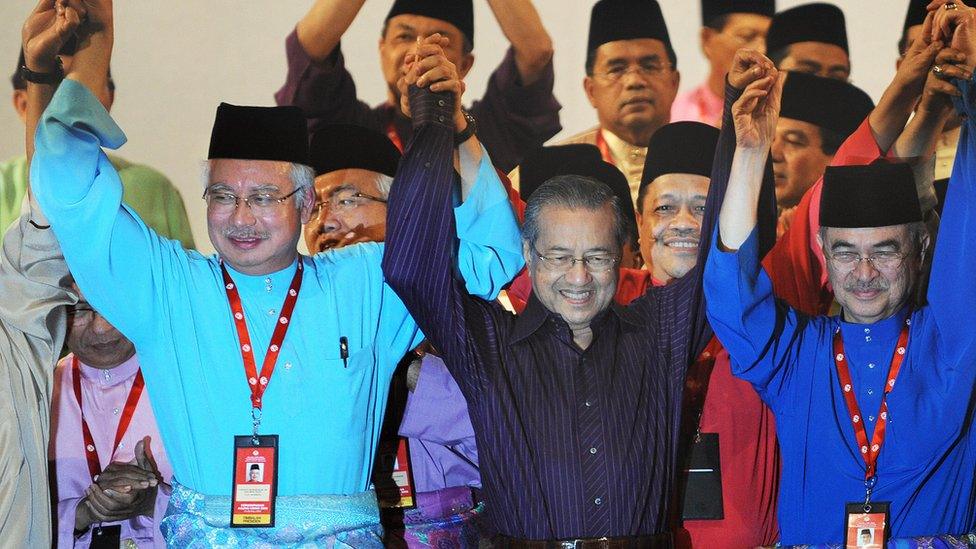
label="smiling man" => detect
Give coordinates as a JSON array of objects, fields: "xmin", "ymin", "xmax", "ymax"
[
  {"xmin": 30, "ymin": 3, "xmax": 522, "ymax": 544},
  {"xmin": 561, "ymin": 0, "xmax": 679, "ymax": 203},
  {"xmin": 303, "ymin": 124, "xmax": 400, "ymax": 252}
]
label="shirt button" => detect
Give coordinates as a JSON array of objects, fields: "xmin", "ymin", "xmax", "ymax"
[
  {"xmin": 284, "ymin": 362, "xmax": 292, "ymax": 370},
  {"xmin": 117, "ymin": 442, "xmax": 125, "ymax": 450},
  {"xmin": 437, "ymin": 99, "xmax": 445, "ymax": 107},
  {"xmin": 865, "ymin": 336, "xmax": 872, "ymax": 342},
  {"xmin": 868, "ymin": 363, "xmax": 876, "ymax": 369},
  {"xmin": 868, "ymin": 415, "xmax": 875, "ymax": 422},
  {"xmin": 867, "ymin": 388, "xmax": 874, "ymax": 395},
  {"xmin": 589, "ymin": 447, "xmax": 598, "ymax": 454},
  {"xmin": 268, "ymin": 308, "xmax": 277, "ymax": 316},
  {"xmin": 864, "ymin": 328, "xmax": 871, "ymax": 333},
  {"xmin": 438, "ymin": 116, "xmax": 445, "ymax": 123},
  {"xmin": 585, "ymin": 401, "xmax": 593, "ymax": 407},
  {"xmin": 594, "ymin": 497, "xmax": 603, "ymax": 505},
  {"xmin": 113, "ymin": 407, "xmax": 120, "ymax": 415}
]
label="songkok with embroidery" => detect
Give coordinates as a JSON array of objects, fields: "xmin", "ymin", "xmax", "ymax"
[
  {"xmin": 309, "ymin": 124, "xmax": 401, "ymax": 178},
  {"xmin": 701, "ymin": 0, "xmax": 775, "ymax": 26},
  {"xmin": 386, "ymin": 0, "xmax": 474, "ymax": 47},
  {"xmin": 766, "ymin": 2, "xmax": 848, "ymax": 55},
  {"xmin": 820, "ymin": 162, "xmax": 923, "ymax": 228},
  {"xmin": 781, "ymin": 71, "xmax": 873, "ymax": 139},
  {"xmin": 208, "ymin": 103, "xmax": 309, "ymax": 165},
  {"xmin": 588, "ymin": 0, "xmax": 676, "ymax": 65},
  {"xmin": 641, "ymin": 122, "xmax": 719, "ymax": 189}
]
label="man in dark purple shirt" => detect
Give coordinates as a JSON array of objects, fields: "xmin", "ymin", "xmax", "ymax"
[
  {"xmin": 383, "ymin": 43, "xmax": 782, "ymax": 549},
  {"xmin": 274, "ymin": 0, "xmax": 561, "ymax": 173}
]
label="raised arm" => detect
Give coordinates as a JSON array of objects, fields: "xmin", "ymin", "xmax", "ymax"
[
  {"xmin": 30, "ymin": 0, "xmax": 180, "ymax": 343},
  {"xmin": 273, "ymin": 2, "xmax": 376, "ymax": 135},
  {"xmin": 928, "ymin": 0, "xmax": 976, "ymax": 358},
  {"xmin": 485, "ymin": 0, "xmax": 554, "ymax": 85},
  {"xmin": 382, "ymin": 38, "xmax": 522, "ymax": 389},
  {"xmin": 295, "ymin": 0, "xmax": 366, "ymax": 62},
  {"xmin": 704, "ymin": 54, "xmax": 806, "ymax": 402}
]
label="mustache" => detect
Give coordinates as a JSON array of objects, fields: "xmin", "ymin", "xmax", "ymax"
[
  {"xmin": 222, "ymin": 228, "xmax": 270, "ymax": 240},
  {"xmin": 844, "ymin": 279, "xmax": 889, "ymax": 293}
]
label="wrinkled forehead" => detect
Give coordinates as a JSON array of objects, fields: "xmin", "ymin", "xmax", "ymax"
[
  {"xmin": 207, "ymin": 158, "xmax": 294, "ymax": 190},
  {"xmin": 645, "ymin": 173, "xmax": 710, "ymax": 200},
  {"xmin": 593, "ymin": 38, "xmax": 669, "ymax": 66},
  {"xmin": 534, "ymin": 204, "xmax": 619, "ymax": 251},
  {"xmin": 822, "ymin": 224, "xmax": 914, "ymax": 249},
  {"xmin": 313, "ymin": 168, "xmax": 383, "ymax": 197}
]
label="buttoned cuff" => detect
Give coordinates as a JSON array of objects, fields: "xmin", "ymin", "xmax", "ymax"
[{"xmin": 408, "ymin": 85, "xmax": 456, "ymax": 130}]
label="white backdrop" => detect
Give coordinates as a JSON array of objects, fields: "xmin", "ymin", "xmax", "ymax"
[{"xmin": 0, "ymin": 1, "xmax": 907, "ymax": 253}]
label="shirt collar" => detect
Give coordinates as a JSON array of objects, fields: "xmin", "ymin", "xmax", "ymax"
[
  {"xmin": 221, "ymin": 257, "xmax": 301, "ymax": 294},
  {"xmin": 512, "ymin": 293, "xmax": 642, "ymax": 344},
  {"xmin": 600, "ymin": 128, "xmax": 647, "ymax": 155},
  {"xmin": 837, "ymin": 304, "xmax": 912, "ymax": 343},
  {"xmin": 77, "ymin": 353, "xmax": 141, "ymax": 387}
]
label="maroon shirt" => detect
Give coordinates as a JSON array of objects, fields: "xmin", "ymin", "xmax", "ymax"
[{"xmin": 274, "ymin": 29, "xmax": 562, "ymax": 173}]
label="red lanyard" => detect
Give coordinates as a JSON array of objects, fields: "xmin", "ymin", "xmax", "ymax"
[
  {"xmin": 71, "ymin": 356, "xmax": 145, "ymax": 482},
  {"xmin": 832, "ymin": 318, "xmax": 910, "ymax": 481},
  {"xmin": 220, "ymin": 260, "xmax": 304, "ymax": 430},
  {"xmin": 386, "ymin": 122, "xmax": 405, "ymax": 153},
  {"xmin": 594, "ymin": 130, "xmax": 616, "ymax": 166}
]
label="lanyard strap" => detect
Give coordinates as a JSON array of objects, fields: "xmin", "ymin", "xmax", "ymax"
[
  {"xmin": 220, "ymin": 260, "xmax": 304, "ymax": 430},
  {"xmin": 832, "ymin": 318, "xmax": 910, "ymax": 482},
  {"xmin": 386, "ymin": 121, "xmax": 405, "ymax": 153},
  {"xmin": 594, "ymin": 129, "xmax": 616, "ymax": 167},
  {"xmin": 71, "ymin": 356, "xmax": 145, "ymax": 482}
]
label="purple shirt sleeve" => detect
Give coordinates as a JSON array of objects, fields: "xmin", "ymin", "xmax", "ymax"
[
  {"xmin": 273, "ymin": 29, "xmax": 380, "ymax": 136},
  {"xmin": 400, "ymin": 354, "xmax": 476, "ymax": 447},
  {"xmin": 469, "ymin": 47, "xmax": 562, "ymax": 172}
]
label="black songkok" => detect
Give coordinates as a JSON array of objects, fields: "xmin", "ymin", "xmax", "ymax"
[
  {"xmin": 780, "ymin": 71, "xmax": 873, "ymax": 138},
  {"xmin": 208, "ymin": 103, "xmax": 309, "ymax": 165},
  {"xmin": 641, "ymin": 122, "xmax": 720, "ymax": 189},
  {"xmin": 820, "ymin": 162, "xmax": 922, "ymax": 228},
  {"xmin": 701, "ymin": 0, "xmax": 776, "ymax": 26},
  {"xmin": 587, "ymin": 0, "xmax": 675, "ymax": 65},
  {"xmin": 903, "ymin": 0, "xmax": 928, "ymax": 35},
  {"xmin": 766, "ymin": 2, "xmax": 848, "ymax": 55},
  {"xmin": 520, "ymin": 145, "xmax": 637, "ymax": 232},
  {"xmin": 386, "ymin": 0, "xmax": 474, "ymax": 47},
  {"xmin": 309, "ymin": 124, "xmax": 401, "ymax": 178}
]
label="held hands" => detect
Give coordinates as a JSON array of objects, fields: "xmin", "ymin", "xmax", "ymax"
[
  {"xmin": 22, "ymin": 0, "xmax": 86, "ymax": 72},
  {"xmin": 77, "ymin": 438, "xmax": 160, "ymax": 530},
  {"xmin": 397, "ymin": 34, "xmax": 466, "ymax": 130},
  {"xmin": 730, "ymin": 50, "xmax": 782, "ymax": 150}
]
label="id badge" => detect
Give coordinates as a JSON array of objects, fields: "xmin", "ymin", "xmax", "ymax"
[
  {"xmin": 374, "ymin": 436, "xmax": 417, "ymax": 509},
  {"xmin": 680, "ymin": 432, "xmax": 724, "ymax": 520},
  {"xmin": 231, "ymin": 435, "xmax": 278, "ymax": 528},
  {"xmin": 844, "ymin": 501, "xmax": 890, "ymax": 548},
  {"xmin": 88, "ymin": 524, "xmax": 121, "ymax": 549}
]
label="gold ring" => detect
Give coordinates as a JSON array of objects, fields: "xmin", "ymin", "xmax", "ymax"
[
  {"xmin": 946, "ymin": 2, "xmax": 958, "ymax": 10},
  {"xmin": 933, "ymin": 64, "xmax": 944, "ymax": 74}
]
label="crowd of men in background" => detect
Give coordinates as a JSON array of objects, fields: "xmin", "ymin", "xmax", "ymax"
[{"xmin": 2, "ymin": 0, "xmax": 976, "ymax": 547}]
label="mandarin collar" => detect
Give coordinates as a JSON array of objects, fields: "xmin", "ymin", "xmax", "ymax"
[
  {"xmin": 837, "ymin": 304, "xmax": 912, "ymax": 344},
  {"xmin": 77, "ymin": 353, "xmax": 140, "ymax": 387},
  {"xmin": 221, "ymin": 257, "xmax": 302, "ymax": 294}
]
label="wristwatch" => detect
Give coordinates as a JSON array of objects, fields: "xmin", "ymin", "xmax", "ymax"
[
  {"xmin": 454, "ymin": 109, "xmax": 478, "ymax": 146},
  {"xmin": 19, "ymin": 58, "xmax": 64, "ymax": 86}
]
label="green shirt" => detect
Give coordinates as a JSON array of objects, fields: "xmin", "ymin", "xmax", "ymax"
[{"xmin": 1, "ymin": 154, "xmax": 195, "ymax": 249}]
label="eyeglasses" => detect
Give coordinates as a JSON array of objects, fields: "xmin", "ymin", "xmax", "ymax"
[
  {"xmin": 595, "ymin": 61, "xmax": 672, "ymax": 83},
  {"xmin": 826, "ymin": 251, "xmax": 910, "ymax": 271},
  {"xmin": 67, "ymin": 304, "xmax": 96, "ymax": 324},
  {"xmin": 203, "ymin": 187, "xmax": 303, "ymax": 214},
  {"xmin": 534, "ymin": 249, "xmax": 620, "ymax": 273},
  {"xmin": 311, "ymin": 190, "xmax": 388, "ymax": 218}
]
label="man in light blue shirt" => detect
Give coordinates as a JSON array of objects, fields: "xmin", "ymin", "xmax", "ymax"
[{"xmin": 29, "ymin": 3, "xmax": 522, "ymax": 545}]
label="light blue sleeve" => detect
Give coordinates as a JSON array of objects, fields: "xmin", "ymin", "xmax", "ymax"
[
  {"xmin": 452, "ymin": 150, "xmax": 525, "ymax": 300},
  {"xmin": 30, "ymin": 78, "xmax": 183, "ymax": 345},
  {"xmin": 930, "ymin": 76, "xmax": 976, "ymax": 364},
  {"xmin": 704, "ymin": 227, "xmax": 805, "ymax": 406}
]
